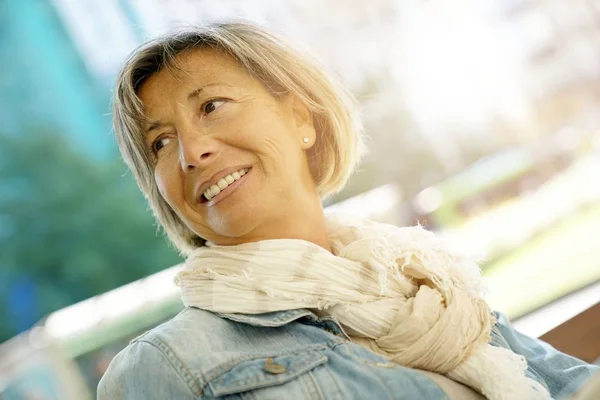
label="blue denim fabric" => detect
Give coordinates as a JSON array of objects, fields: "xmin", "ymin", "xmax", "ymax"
[
  {"xmin": 97, "ymin": 308, "xmax": 599, "ymax": 399},
  {"xmin": 490, "ymin": 312, "xmax": 599, "ymax": 399}
]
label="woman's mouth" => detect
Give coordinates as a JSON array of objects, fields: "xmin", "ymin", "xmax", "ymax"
[{"xmin": 200, "ymin": 167, "xmax": 251, "ymax": 206}]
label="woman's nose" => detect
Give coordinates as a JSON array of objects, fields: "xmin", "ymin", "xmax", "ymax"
[{"xmin": 178, "ymin": 134, "xmax": 218, "ymax": 173}]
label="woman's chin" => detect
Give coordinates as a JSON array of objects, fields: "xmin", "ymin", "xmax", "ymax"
[{"xmin": 204, "ymin": 213, "xmax": 260, "ymax": 242}]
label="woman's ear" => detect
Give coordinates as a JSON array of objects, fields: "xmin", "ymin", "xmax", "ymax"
[{"xmin": 286, "ymin": 94, "xmax": 316, "ymax": 148}]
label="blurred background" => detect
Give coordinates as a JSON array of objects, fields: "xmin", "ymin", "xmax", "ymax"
[{"xmin": 1, "ymin": 0, "xmax": 600, "ymax": 398}]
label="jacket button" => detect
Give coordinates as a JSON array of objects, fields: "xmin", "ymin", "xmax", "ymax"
[{"xmin": 263, "ymin": 358, "xmax": 286, "ymax": 374}]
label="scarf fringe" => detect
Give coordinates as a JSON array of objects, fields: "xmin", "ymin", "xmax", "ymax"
[{"xmin": 448, "ymin": 344, "xmax": 549, "ymax": 400}]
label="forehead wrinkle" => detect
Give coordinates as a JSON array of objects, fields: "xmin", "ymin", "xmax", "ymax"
[{"xmin": 176, "ymin": 50, "xmax": 251, "ymax": 86}]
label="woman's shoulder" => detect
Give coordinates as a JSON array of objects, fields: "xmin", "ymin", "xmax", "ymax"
[
  {"xmin": 122, "ymin": 307, "xmax": 230, "ymax": 366},
  {"xmin": 133, "ymin": 306, "xmax": 227, "ymax": 346},
  {"xmin": 97, "ymin": 307, "xmax": 228, "ymax": 399}
]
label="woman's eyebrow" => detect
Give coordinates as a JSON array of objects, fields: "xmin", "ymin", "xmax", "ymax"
[
  {"xmin": 145, "ymin": 121, "xmax": 165, "ymax": 135},
  {"xmin": 145, "ymin": 116, "xmax": 178, "ymax": 136},
  {"xmin": 145, "ymin": 83, "xmax": 235, "ymax": 135},
  {"xmin": 187, "ymin": 82, "xmax": 233, "ymax": 100}
]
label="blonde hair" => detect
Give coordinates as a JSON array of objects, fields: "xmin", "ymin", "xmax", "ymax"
[{"xmin": 113, "ymin": 21, "xmax": 366, "ymax": 254}]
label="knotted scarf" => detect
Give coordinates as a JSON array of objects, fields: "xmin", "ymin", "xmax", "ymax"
[{"xmin": 174, "ymin": 213, "xmax": 549, "ymax": 400}]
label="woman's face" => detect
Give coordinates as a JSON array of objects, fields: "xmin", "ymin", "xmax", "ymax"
[{"xmin": 138, "ymin": 49, "xmax": 320, "ymax": 246}]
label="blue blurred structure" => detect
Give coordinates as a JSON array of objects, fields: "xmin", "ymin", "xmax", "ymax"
[
  {"xmin": 0, "ymin": 0, "xmax": 146, "ymax": 342},
  {"xmin": 6, "ymin": 277, "xmax": 39, "ymax": 334},
  {"xmin": 0, "ymin": 0, "xmax": 116, "ymax": 157}
]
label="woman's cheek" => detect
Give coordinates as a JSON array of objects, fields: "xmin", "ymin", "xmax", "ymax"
[
  {"xmin": 155, "ymin": 161, "xmax": 180, "ymax": 203},
  {"xmin": 154, "ymin": 172, "xmax": 171, "ymax": 202}
]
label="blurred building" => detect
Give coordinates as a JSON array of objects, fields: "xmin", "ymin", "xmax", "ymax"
[
  {"xmin": 50, "ymin": 0, "xmax": 407, "ymax": 91},
  {"xmin": 498, "ymin": 0, "xmax": 600, "ymax": 137},
  {"xmin": 0, "ymin": 0, "xmax": 114, "ymax": 157},
  {"xmin": 3, "ymin": 0, "xmax": 599, "ymax": 161}
]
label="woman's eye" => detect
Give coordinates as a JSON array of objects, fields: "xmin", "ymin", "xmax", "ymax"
[
  {"xmin": 151, "ymin": 137, "xmax": 171, "ymax": 154},
  {"xmin": 203, "ymin": 99, "xmax": 226, "ymax": 115}
]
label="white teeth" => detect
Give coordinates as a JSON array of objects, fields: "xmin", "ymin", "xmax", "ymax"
[
  {"xmin": 217, "ymin": 179, "xmax": 228, "ymax": 190},
  {"xmin": 203, "ymin": 168, "xmax": 249, "ymax": 201}
]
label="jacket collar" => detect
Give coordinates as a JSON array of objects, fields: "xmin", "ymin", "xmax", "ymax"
[{"xmin": 215, "ymin": 308, "xmax": 318, "ymax": 327}]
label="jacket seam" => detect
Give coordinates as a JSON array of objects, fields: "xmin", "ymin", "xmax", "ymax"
[
  {"xmin": 129, "ymin": 308, "xmax": 193, "ymax": 345},
  {"xmin": 139, "ymin": 336, "xmax": 204, "ymax": 396}
]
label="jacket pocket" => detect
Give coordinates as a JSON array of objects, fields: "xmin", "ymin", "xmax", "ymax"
[{"xmin": 207, "ymin": 351, "xmax": 329, "ymax": 398}]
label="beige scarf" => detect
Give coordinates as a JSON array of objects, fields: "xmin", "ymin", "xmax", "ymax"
[{"xmin": 174, "ymin": 213, "xmax": 549, "ymax": 400}]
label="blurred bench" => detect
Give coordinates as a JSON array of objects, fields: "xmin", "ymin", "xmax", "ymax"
[
  {"xmin": 512, "ymin": 280, "xmax": 600, "ymax": 364},
  {"xmin": 540, "ymin": 302, "xmax": 600, "ymax": 364}
]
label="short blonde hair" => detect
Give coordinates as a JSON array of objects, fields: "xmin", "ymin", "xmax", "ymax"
[{"xmin": 113, "ymin": 21, "xmax": 366, "ymax": 254}]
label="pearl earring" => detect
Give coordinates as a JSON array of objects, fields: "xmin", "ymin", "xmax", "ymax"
[{"xmin": 302, "ymin": 137, "xmax": 309, "ymax": 144}]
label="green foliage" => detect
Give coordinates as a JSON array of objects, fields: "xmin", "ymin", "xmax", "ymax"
[{"xmin": 0, "ymin": 130, "xmax": 182, "ymax": 343}]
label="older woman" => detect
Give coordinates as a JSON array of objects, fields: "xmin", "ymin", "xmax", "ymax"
[{"xmin": 98, "ymin": 22, "xmax": 598, "ymax": 400}]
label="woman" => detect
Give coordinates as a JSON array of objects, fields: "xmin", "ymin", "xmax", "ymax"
[{"xmin": 98, "ymin": 22, "xmax": 598, "ymax": 399}]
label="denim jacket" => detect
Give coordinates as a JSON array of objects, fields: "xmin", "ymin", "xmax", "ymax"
[{"xmin": 97, "ymin": 307, "xmax": 598, "ymax": 399}]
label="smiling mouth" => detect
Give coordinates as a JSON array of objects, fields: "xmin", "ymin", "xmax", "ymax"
[{"xmin": 200, "ymin": 167, "xmax": 251, "ymax": 205}]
